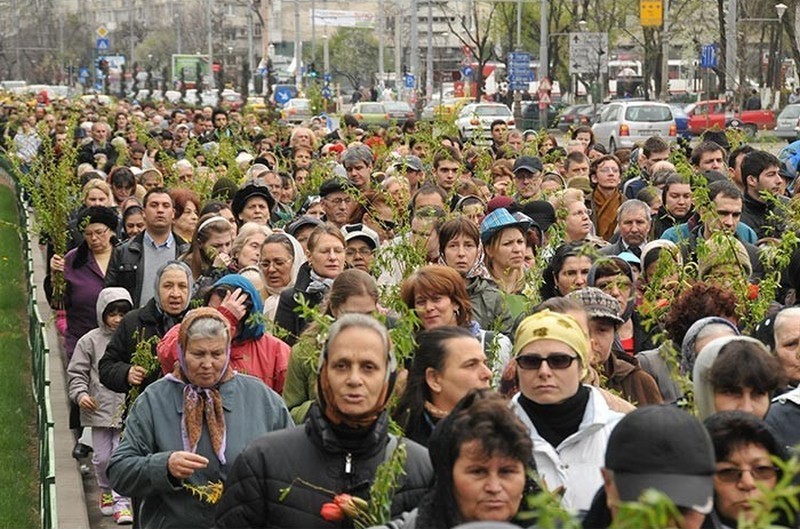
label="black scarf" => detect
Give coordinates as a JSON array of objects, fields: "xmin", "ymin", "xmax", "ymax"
[{"xmin": 518, "ymin": 385, "xmax": 590, "ymax": 447}]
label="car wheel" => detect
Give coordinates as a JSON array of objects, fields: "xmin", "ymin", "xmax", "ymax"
[
  {"xmin": 743, "ymin": 123, "xmax": 757, "ymax": 138},
  {"xmin": 609, "ymin": 137, "xmax": 617, "ymax": 153}
]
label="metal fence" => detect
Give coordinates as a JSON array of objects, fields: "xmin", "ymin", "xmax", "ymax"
[{"xmin": 2, "ymin": 157, "xmax": 57, "ymax": 529}]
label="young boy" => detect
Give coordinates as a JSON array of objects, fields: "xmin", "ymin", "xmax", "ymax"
[{"xmin": 67, "ymin": 287, "xmax": 134, "ymax": 525}]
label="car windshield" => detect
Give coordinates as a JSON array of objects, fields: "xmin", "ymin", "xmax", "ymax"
[
  {"xmin": 290, "ymin": 100, "xmax": 310, "ymax": 109},
  {"xmin": 625, "ymin": 106, "xmax": 672, "ymax": 122},
  {"xmin": 475, "ymin": 106, "xmax": 510, "ymax": 117},
  {"xmin": 360, "ymin": 104, "xmax": 384, "ymax": 113},
  {"xmin": 779, "ymin": 106, "xmax": 800, "ymax": 119}
]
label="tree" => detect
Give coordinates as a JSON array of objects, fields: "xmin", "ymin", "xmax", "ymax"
[
  {"xmin": 305, "ymin": 28, "xmax": 382, "ymax": 92},
  {"xmin": 440, "ymin": 0, "xmax": 499, "ymax": 102}
]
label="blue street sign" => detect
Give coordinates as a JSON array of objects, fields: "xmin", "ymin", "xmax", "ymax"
[
  {"xmin": 404, "ymin": 74, "xmax": 416, "ymax": 89},
  {"xmin": 323, "ymin": 73, "xmax": 332, "ymax": 83},
  {"xmin": 700, "ymin": 44, "xmax": 717, "ymax": 69},
  {"xmin": 78, "ymin": 67, "xmax": 90, "ymax": 79},
  {"xmin": 96, "ymin": 37, "xmax": 110, "ymax": 51},
  {"xmin": 94, "ymin": 81, "xmax": 103, "ymax": 90},
  {"xmin": 462, "ymin": 66, "xmax": 473, "ymax": 77},
  {"xmin": 508, "ymin": 51, "xmax": 532, "ymax": 91},
  {"xmin": 274, "ymin": 86, "xmax": 293, "ymax": 104},
  {"xmin": 321, "ymin": 87, "xmax": 332, "ymax": 99}
]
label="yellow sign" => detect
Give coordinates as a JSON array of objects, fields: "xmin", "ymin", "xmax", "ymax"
[
  {"xmin": 640, "ymin": 0, "xmax": 663, "ymax": 27},
  {"xmin": 97, "ymin": 25, "xmax": 108, "ymax": 38}
]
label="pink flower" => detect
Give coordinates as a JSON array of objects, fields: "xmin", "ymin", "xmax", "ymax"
[{"xmin": 320, "ymin": 502, "xmax": 345, "ymax": 522}]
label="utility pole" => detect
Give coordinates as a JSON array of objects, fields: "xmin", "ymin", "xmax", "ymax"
[
  {"xmin": 426, "ymin": 0, "xmax": 433, "ymax": 101},
  {"xmin": 174, "ymin": 1, "xmax": 182, "ymax": 55},
  {"xmin": 247, "ymin": 8, "xmax": 254, "ymax": 92},
  {"xmin": 539, "ymin": 0, "xmax": 548, "ymax": 126},
  {"xmin": 725, "ymin": 0, "xmax": 737, "ymax": 96},
  {"xmin": 410, "ymin": 0, "xmax": 419, "ymax": 95},
  {"xmin": 294, "ymin": 0, "xmax": 302, "ymax": 89},
  {"xmin": 660, "ymin": 0, "xmax": 669, "ymax": 99},
  {"xmin": 207, "ymin": 0, "xmax": 215, "ymax": 89},
  {"xmin": 378, "ymin": 0, "xmax": 385, "ymax": 88},
  {"xmin": 129, "ymin": 0, "xmax": 135, "ymax": 73},
  {"xmin": 394, "ymin": 5, "xmax": 402, "ymax": 92},
  {"xmin": 311, "ymin": 0, "xmax": 316, "ymax": 61}
]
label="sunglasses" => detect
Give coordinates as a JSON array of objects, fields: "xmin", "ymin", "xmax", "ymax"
[
  {"xmin": 516, "ymin": 353, "xmax": 579, "ymax": 370},
  {"xmin": 715, "ymin": 466, "xmax": 778, "ymax": 483}
]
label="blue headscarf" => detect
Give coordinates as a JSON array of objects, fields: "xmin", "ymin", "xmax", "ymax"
[{"xmin": 212, "ymin": 274, "xmax": 265, "ymax": 342}]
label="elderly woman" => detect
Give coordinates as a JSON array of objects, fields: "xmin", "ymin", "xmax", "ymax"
[
  {"xmin": 215, "ymin": 314, "xmax": 433, "ymax": 528},
  {"xmin": 540, "ymin": 242, "xmax": 595, "ymax": 300},
  {"xmin": 387, "ymin": 389, "xmax": 536, "ymax": 528},
  {"xmin": 510, "ymin": 309, "xmax": 624, "ymax": 512},
  {"xmin": 705, "ymin": 411, "xmax": 793, "ymax": 528},
  {"xmin": 480, "ymin": 208, "xmax": 531, "ymax": 295},
  {"xmin": 400, "ymin": 265, "xmax": 512, "ymax": 378},
  {"xmin": 99, "ymin": 261, "xmax": 193, "ymax": 395},
  {"xmin": 108, "ymin": 308, "xmax": 292, "ymax": 529},
  {"xmin": 693, "ymin": 336, "xmax": 782, "ymax": 421},
  {"xmin": 283, "ymin": 269, "xmax": 379, "ymax": 423},
  {"xmin": 230, "ymin": 222, "xmax": 272, "ymax": 271},
  {"xmin": 258, "ymin": 233, "xmax": 306, "ymax": 322},
  {"xmin": 275, "ymin": 223, "xmax": 346, "ymax": 346},
  {"xmin": 158, "ymin": 274, "xmax": 290, "ymax": 394},
  {"xmin": 394, "ymin": 327, "xmax": 492, "ymax": 447},
  {"xmin": 438, "ymin": 217, "xmax": 513, "ymax": 335}
]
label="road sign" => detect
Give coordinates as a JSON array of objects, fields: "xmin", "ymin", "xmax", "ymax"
[
  {"xmin": 321, "ymin": 87, "xmax": 332, "ymax": 99},
  {"xmin": 538, "ymin": 77, "xmax": 552, "ymax": 93},
  {"xmin": 96, "ymin": 37, "xmax": 110, "ymax": 51},
  {"xmin": 569, "ymin": 32, "xmax": 609, "ymax": 75},
  {"xmin": 323, "ymin": 73, "xmax": 332, "ymax": 83},
  {"xmin": 96, "ymin": 25, "xmax": 108, "ymax": 38},
  {"xmin": 462, "ymin": 65, "xmax": 473, "ymax": 78},
  {"xmin": 404, "ymin": 74, "xmax": 416, "ymax": 89},
  {"xmin": 640, "ymin": 0, "xmax": 663, "ymax": 27},
  {"xmin": 274, "ymin": 86, "xmax": 293, "ymax": 104},
  {"xmin": 78, "ymin": 67, "xmax": 90, "ymax": 79},
  {"xmin": 700, "ymin": 44, "xmax": 717, "ymax": 69},
  {"xmin": 508, "ymin": 51, "xmax": 532, "ymax": 91}
]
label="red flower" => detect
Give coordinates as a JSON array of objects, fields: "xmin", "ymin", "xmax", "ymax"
[
  {"xmin": 320, "ymin": 502, "xmax": 345, "ymax": 522},
  {"xmin": 748, "ymin": 283, "xmax": 759, "ymax": 300},
  {"xmin": 333, "ymin": 493, "xmax": 369, "ymax": 518}
]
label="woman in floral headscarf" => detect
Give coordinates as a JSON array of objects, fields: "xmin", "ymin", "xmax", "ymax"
[{"xmin": 108, "ymin": 308, "xmax": 292, "ymax": 529}]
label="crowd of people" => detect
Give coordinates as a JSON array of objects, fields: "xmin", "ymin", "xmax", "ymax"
[{"xmin": 3, "ymin": 91, "xmax": 800, "ymax": 529}]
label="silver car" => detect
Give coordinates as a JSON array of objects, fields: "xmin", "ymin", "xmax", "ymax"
[
  {"xmin": 455, "ymin": 103, "xmax": 514, "ymax": 144},
  {"xmin": 592, "ymin": 101, "xmax": 676, "ymax": 151},
  {"xmin": 775, "ymin": 104, "xmax": 800, "ymax": 142}
]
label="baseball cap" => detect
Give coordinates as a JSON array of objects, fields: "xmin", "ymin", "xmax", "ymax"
[
  {"xmin": 566, "ymin": 287, "xmax": 624, "ymax": 324},
  {"xmin": 341, "ymin": 223, "xmax": 380, "ymax": 249},
  {"xmin": 396, "ymin": 155, "xmax": 424, "ymax": 173},
  {"xmin": 513, "ymin": 156, "xmax": 544, "ymax": 175},
  {"xmin": 605, "ymin": 405, "xmax": 715, "ymax": 514}
]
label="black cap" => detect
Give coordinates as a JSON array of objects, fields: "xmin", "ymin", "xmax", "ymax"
[
  {"xmin": 286, "ymin": 215, "xmax": 324, "ymax": 237},
  {"xmin": 79, "ymin": 206, "xmax": 118, "ymax": 231},
  {"xmin": 319, "ymin": 178, "xmax": 352, "ymax": 197},
  {"xmin": 512, "ymin": 156, "xmax": 543, "ymax": 175},
  {"xmin": 231, "ymin": 183, "xmax": 276, "ymax": 220},
  {"xmin": 520, "ymin": 200, "xmax": 556, "ymax": 233},
  {"xmin": 605, "ymin": 405, "xmax": 715, "ymax": 514}
]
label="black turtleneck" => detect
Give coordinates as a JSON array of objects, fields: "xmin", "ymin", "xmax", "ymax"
[{"xmin": 518, "ymin": 385, "xmax": 590, "ymax": 447}]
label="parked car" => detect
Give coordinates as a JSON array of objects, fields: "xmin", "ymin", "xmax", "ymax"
[
  {"xmin": 592, "ymin": 100, "xmax": 676, "ymax": 151},
  {"xmin": 669, "ymin": 103, "xmax": 691, "ymax": 138},
  {"xmin": 685, "ymin": 99, "xmax": 776, "ymax": 137},
  {"xmin": 351, "ymin": 102, "xmax": 390, "ymax": 128},
  {"xmin": 384, "ymin": 101, "xmax": 415, "ymax": 125},
  {"xmin": 775, "ymin": 104, "xmax": 800, "ymax": 142},
  {"xmin": 556, "ymin": 104, "xmax": 596, "ymax": 132},
  {"xmin": 220, "ymin": 89, "xmax": 243, "ymax": 110},
  {"xmin": 455, "ymin": 103, "xmax": 514, "ymax": 144},
  {"xmin": 520, "ymin": 101, "xmax": 563, "ymax": 131},
  {"xmin": 280, "ymin": 98, "xmax": 312, "ymax": 123}
]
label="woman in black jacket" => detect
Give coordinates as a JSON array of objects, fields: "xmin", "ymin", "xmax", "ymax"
[
  {"xmin": 98, "ymin": 261, "xmax": 192, "ymax": 396},
  {"xmin": 274, "ymin": 223, "xmax": 346, "ymax": 346},
  {"xmin": 215, "ymin": 314, "xmax": 433, "ymax": 528}
]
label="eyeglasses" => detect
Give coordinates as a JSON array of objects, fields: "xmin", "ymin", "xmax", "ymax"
[
  {"xmin": 715, "ymin": 466, "xmax": 778, "ymax": 483},
  {"xmin": 259, "ymin": 259, "xmax": 291, "ymax": 269},
  {"xmin": 84, "ymin": 226, "xmax": 110, "ymax": 239},
  {"xmin": 516, "ymin": 354, "xmax": 579, "ymax": 370},
  {"xmin": 346, "ymin": 248, "xmax": 373, "ymax": 257},
  {"xmin": 374, "ymin": 218, "xmax": 397, "ymax": 232},
  {"xmin": 327, "ymin": 196, "xmax": 353, "ymax": 206}
]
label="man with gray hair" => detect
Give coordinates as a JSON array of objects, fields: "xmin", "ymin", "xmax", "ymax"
[
  {"xmin": 599, "ymin": 199, "xmax": 651, "ymax": 257},
  {"xmin": 341, "ymin": 144, "xmax": 374, "ymax": 192}
]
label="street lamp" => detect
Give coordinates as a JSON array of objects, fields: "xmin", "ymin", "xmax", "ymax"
[{"xmin": 728, "ymin": 1, "xmax": 788, "ymax": 96}]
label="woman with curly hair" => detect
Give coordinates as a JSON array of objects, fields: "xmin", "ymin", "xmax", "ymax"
[{"xmin": 636, "ymin": 282, "xmax": 739, "ymax": 403}]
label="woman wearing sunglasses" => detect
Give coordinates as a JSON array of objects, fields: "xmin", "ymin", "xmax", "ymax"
[
  {"xmin": 704, "ymin": 411, "xmax": 794, "ymax": 528},
  {"xmin": 510, "ymin": 309, "xmax": 624, "ymax": 514}
]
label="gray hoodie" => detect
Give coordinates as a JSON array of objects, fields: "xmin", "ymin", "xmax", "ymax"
[{"xmin": 67, "ymin": 287, "xmax": 133, "ymax": 428}]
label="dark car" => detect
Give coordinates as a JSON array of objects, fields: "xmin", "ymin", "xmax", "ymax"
[
  {"xmin": 555, "ymin": 104, "xmax": 595, "ymax": 132},
  {"xmin": 520, "ymin": 101, "xmax": 563, "ymax": 131}
]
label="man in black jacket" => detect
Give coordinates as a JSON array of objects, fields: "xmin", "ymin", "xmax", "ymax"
[
  {"xmin": 77, "ymin": 121, "xmax": 118, "ymax": 173},
  {"xmin": 105, "ymin": 188, "xmax": 189, "ymax": 307},
  {"xmin": 740, "ymin": 150, "xmax": 787, "ymax": 240}
]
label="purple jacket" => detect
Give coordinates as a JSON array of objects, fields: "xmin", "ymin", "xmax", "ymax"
[{"xmin": 63, "ymin": 245, "xmax": 106, "ymax": 359}]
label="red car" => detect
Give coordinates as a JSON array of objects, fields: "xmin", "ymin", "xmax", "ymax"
[{"xmin": 685, "ymin": 99, "xmax": 776, "ymax": 136}]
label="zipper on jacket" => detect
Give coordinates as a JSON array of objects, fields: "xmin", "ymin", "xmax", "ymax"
[{"xmin": 345, "ymin": 452, "xmax": 352, "ymax": 475}]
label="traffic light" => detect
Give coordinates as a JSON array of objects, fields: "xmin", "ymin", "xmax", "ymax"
[{"xmin": 309, "ymin": 63, "xmax": 318, "ymax": 78}]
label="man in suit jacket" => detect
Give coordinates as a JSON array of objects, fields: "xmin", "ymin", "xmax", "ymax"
[{"xmin": 599, "ymin": 199, "xmax": 651, "ymax": 258}]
